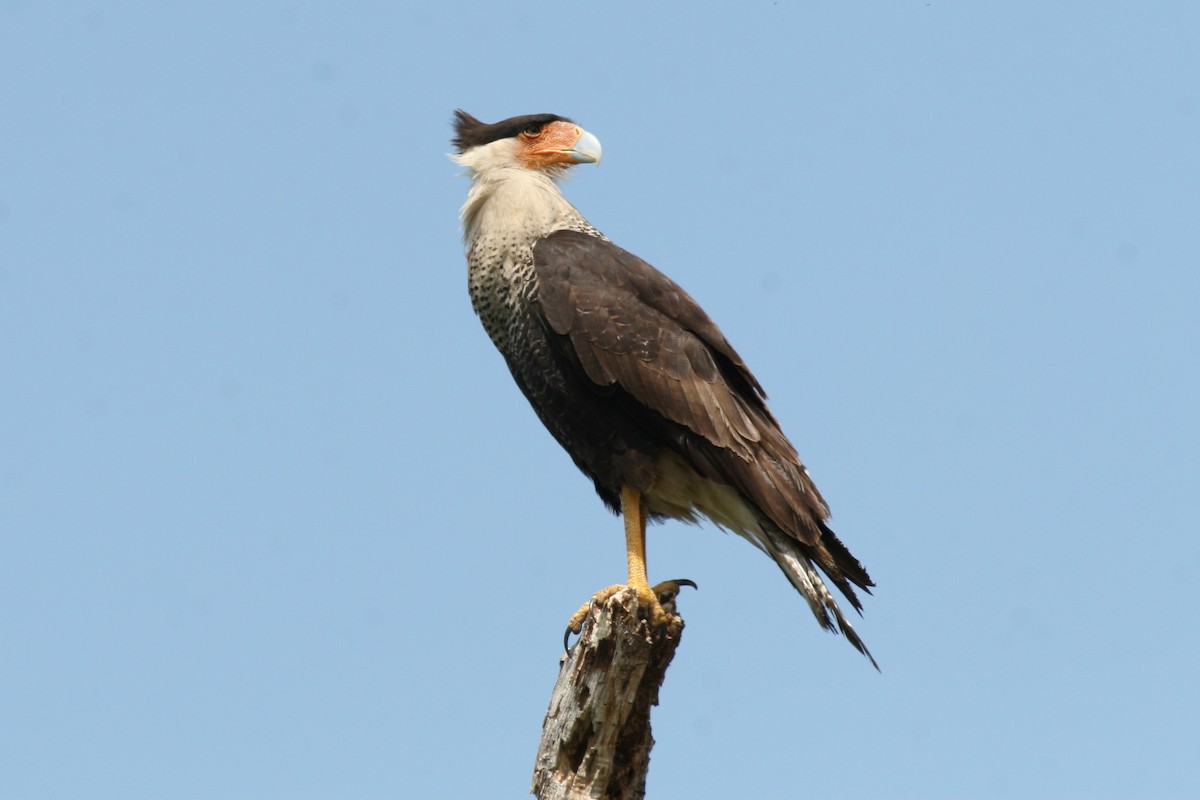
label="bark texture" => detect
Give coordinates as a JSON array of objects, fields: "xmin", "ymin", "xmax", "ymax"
[{"xmin": 531, "ymin": 587, "xmax": 686, "ymax": 800}]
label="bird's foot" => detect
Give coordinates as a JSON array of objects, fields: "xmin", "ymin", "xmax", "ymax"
[{"xmin": 564, "ymin": 579, "xmax": 697, "ymax": 649}]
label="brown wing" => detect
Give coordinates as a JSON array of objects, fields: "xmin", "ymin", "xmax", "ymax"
[
  {"xmin": 534, "ymin": 231, "xmax": 777, "ymax": 459},
  {"xmin": 533, "ymin": 230, "xmax": 875, "ymax": 663},
  {"xmin": 532, "ymin": 230, "xmax": 863, "ymax": 556}
]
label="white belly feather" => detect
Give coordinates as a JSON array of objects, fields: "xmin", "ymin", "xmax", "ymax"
[{"xmin": 646, "ymin": 450, "xmax": 771, "ymax": 555}]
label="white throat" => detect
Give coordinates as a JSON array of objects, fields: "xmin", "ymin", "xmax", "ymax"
[{"xmin": 453, "ymin": 139, "xmax": 588, "ymax": 246}]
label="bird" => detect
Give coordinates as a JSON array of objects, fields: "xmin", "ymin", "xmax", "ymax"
[{"xmin": 452, "ymin": 110, "xmax": 876, "ymax": 667}]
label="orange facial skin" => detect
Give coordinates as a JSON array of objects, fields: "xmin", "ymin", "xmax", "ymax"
[{"xmin": 517, "ymin": 120, "xmax": 588, "ymax": 169}]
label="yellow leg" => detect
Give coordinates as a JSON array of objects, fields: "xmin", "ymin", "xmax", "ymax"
[
  {"xmin": 565, "ymin": 486, "xmax": 695, "ymax": 640},
  {"xmin": 622, "ymin": 484, "xmax": 651, "ymax": 591}
]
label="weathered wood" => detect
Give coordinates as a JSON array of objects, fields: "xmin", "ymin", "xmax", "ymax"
[{"xmin": 531, "ymin": 587, "xmax": 686, "ymax": 800}]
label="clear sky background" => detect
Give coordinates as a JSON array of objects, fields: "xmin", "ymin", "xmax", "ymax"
[{"xmin": 3, "ymin": 3, "xmax": 1198, "ymax": 798}]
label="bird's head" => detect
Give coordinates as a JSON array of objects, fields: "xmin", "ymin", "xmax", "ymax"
[{"xmin": 451, "ymin": 110, "xmax": 602, "ymax": 176}]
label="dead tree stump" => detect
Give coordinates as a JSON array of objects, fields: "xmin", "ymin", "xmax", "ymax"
[{"xmin": 531, "ymin": 586, "xmax": 686, "ymax": 800}]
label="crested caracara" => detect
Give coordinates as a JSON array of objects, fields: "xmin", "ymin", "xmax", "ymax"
[{"xmin": 452, "ymin": 110, "xmax": 876, "ymax": 667}]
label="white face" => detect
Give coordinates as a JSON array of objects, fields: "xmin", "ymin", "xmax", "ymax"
[
  {"xmin": 454, "ymin": 121, "xmax": 599, "ymax": 176},
  {"xmin": 453, "ymin": 137, "xmax": 522, "ymax": 176}
]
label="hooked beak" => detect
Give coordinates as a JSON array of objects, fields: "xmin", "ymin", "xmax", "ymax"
[{"xmin": 567, "ymin": 128, "xmax": 602, "ymax": 165}]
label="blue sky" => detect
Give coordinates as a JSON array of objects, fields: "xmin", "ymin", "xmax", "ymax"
[{"xmin": 3, "ymin": 3, "xmax": 1198, "ymax": 798}]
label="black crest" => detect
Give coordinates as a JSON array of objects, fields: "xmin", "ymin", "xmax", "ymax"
[{"xmin": 452, "ymin": 110, "xmax": 572, "ymax": 153}]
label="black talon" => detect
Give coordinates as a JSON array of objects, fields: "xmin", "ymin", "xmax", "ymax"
[
  {"xmin": 654, "ymin": 578, "xmax": 698, "ymax": 602},
  {"xmin": 564, "ymin": 582, "xmax": 697, "ymax": 650},
  {"xmin": 563, "ymin": 597, "xmax": 599, "ymax": 652},
  {"xmin": 563, "ymin": 618, "xmax": 586, "ymax": 653}
]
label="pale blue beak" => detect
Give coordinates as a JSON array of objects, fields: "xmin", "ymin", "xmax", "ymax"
[{"xmin": 568, "ymin": 128, "xmax": 603, "ymax": 165}]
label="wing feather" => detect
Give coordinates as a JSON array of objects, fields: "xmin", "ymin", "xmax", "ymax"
[
  {"xmin": 535, "ymin": 231, "xmax": 770, "ymax": 458},
  {"xmin": 532, "ymin": 229, "xmax": 874, "ymax": 604}
]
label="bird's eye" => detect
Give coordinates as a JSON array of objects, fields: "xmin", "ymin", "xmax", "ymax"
[{"xmin": 522, "ymin": 124, "xmax": 543, "ymax": 137}]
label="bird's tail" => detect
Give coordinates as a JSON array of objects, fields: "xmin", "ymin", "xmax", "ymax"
[{"xmin": 760, "ymin": 521, "xmax": 879, "ymax": 670}]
